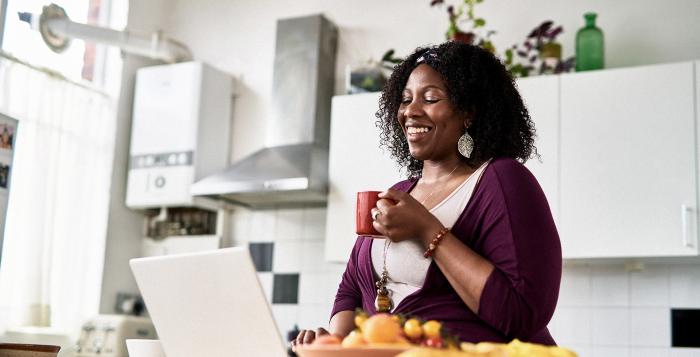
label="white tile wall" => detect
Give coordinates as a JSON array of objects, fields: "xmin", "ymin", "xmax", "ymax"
[
  {"xmin": 231, "ymin": 206, "xmax": 700, "ymax": 356},
  {"xmin": 272, "ymin": 240, "xmax": 304, "ymax": 273},
  {"xmin": 549, "ymin": 307, "xmax": 591, "ymax": 345},
  {"xmin": 275, "ymin": 208, "xmax": 305, "ymax": 241},
  {"xmin": 629, "ymin": 347, "xmax": 670, "ymax": 357},
  {"xmin": 271, "ymin": 304, "xmax": 300, "ymax": 339},
  {"xmin": 591, "ymin": 307, "xmax": 628, "ymax": 346},
  {"xmin": 630, "ymin": 266, "xmax": 670, "ymax": 307},
  {"xmin": 591, "ymin": 265, "xmax": 629, "ymax": 306},
  {"xmin": 671, "ymin": 348, "xmax": 700, "ymax": 357},
  {"xmin": 549, "ymin": 263, "xmax": 700, "ymax": 356},
  {"xmin": 669, "ymin": 265, "xmax": 700, "ymax": 308},
  {"xmin": 592, "ymin": 346, "xmax": 629, "ymax": 357},
  {"xmin": 628, "ymin": 308, "xmax": 670, "ymax": 347}
]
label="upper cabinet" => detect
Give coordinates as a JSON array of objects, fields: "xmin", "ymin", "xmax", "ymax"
[
  {"xmin": 517, "ymin": 76, "xmax": 561, "ymax": 226},
  {"xmin": 325, "ymin": 61, "xmax": 700, "ymax": 262},
  {"xmin": 559, "ymin": 62, "xmax": 698, "ymax": 259},
  {"xmin": 325, "ymin": 93, "xmax": 404, "ymax": 262}
]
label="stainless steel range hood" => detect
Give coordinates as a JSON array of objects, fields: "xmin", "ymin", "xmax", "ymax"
[{"xmin": 191, "ymin": 14, "xmax": 337, "ymax": 209}]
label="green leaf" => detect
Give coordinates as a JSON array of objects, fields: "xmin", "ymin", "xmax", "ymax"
[
  {"xmin": 474, "ymin": 18, "xmax": 486, "ymax": 27},
  {"xmin": 381, "ymin": 49, "xmax": 395, "ymax": 62},
  {"xmin": 505, "ymin": 49, "xmax": 513, "ymax": 64}
]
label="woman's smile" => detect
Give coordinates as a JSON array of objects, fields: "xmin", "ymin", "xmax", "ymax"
[{"xmin": 406, "ymin": 125, "xmax": 433, "ymax": 142}]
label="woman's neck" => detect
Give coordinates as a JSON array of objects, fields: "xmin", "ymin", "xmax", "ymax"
[{"xmin": 420, "ymin": 158, "xmax": 475, "ymax": 184}]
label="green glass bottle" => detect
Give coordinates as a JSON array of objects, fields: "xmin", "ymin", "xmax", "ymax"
[{"xmin": 575, "ymin": 12, "xmax": 604, "ymax": 71}]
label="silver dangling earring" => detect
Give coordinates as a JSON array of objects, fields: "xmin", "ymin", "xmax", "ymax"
[{"xmin": 458, "ymin": 131, "xmax": 474, "ymax": 158}]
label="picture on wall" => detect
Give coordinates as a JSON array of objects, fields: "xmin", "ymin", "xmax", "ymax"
[
  {"xmin": 0, "ymin": 163, "xmax": 9, "ymax": 189},
  {"xmin": 0, "ymin": 123, "xmax": 14, "ymax": 150}
]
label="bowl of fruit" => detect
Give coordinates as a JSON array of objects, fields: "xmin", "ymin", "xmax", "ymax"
[
  {"xmin": 296, "ymin": 310, "xmax": 458, "ymax": 357},
  {"xmin": 296, "ymin": 310, "xmax": 579, "ymax": 357}
]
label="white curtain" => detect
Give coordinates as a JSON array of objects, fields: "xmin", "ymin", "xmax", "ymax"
[{"xmin": 0, "ymin": 55, "xmax": 116, "ymax": 337}]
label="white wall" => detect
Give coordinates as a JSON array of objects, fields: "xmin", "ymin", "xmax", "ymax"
[
  {"xmin": 159, "ymin": 0, "xmax": 700, "ymax": 163},
  {"xmin": 99, "ymin": 0, "xmax": 171, "ymax": 314}
]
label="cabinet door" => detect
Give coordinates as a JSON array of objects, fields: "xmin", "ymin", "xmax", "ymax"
[
  {"xmin": 517, "ymin": 76, "xmax": 560, "ymax": 225},
  {"xmin": 325, "ymin": 93, "xmax": 404, "ymax": 262},
  {"xmin": 559, "ymin": 62, "xmax": 698, "ymax": 258}
]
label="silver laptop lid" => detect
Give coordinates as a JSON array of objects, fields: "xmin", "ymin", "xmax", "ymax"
[{"xmin": 130, "ymin": 247, "xmax": 287, "ymax": 357}]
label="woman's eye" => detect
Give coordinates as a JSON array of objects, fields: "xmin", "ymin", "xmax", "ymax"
[
  {"xmin": 425, "ymin": 98, "xmax": 439, "ymax": 104},
  {"xmin": 401, "ymin": 98, "xmax": 412, "ymax": 104}
]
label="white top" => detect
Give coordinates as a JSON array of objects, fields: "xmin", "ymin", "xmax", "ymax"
[{"xmin": 371, "ymin": 160, "xmax": 490, "ymax": 311}]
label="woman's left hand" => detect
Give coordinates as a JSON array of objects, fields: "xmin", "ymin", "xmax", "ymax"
[{"xmin": 371, "ymin": 189, "xmax": 444, "ymax": 243}]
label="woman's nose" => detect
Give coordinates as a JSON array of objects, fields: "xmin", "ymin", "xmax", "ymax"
[{"xmin": 403, "ymin": 100, "xmax": 424, "ymax": 118}]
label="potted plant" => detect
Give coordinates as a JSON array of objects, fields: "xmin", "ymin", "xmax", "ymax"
[
  {"xmin": 504, "ymin": 20, "xmax": 574, "ymax": 77},
  {"xmin": 430, "ymin": 0, "xmax": 495, "ymax": 52}
]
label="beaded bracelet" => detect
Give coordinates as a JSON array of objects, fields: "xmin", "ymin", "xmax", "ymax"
[{"xmin": 423, "ymin": 227, "xmax": 450, "ymax": 258}]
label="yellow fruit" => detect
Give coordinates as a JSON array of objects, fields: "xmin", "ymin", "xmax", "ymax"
[
  {"xmin": 422, "ymin": 320, "xmax": 442, "ymax": 339},
  {"xmin": 403, "ymin": 318, "xmax": 423, "ymax": 339},
  {"xmin": 363, "ymin": 313, "xmax": 401, "ymax": 344},
  {"xmin": 341, "ymin": 330, "xmax": 366, "ymax": 348},
  {"xmin": 355, "ymin": 313, "xmax": 368, "ymax": 330}
]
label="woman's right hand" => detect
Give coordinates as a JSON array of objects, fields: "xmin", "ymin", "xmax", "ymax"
[{"xmin": 291, "ymin": 327, "xmax": 329, "ymax": 352}]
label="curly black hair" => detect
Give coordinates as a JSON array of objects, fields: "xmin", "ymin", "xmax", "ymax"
[{"xmin": 376, "ymin": 41, "xmax": 538, "ymax": 179}]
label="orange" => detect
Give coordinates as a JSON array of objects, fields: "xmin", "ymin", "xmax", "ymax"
[
  {"xmin": 363, "ymin": 313, "xmax": 401, "ymax": 344},
  {"xmin": 403, "ymin": 318, "xmax": 423, "ymax": 339},
  {"xmin": 422, "ymin": 320, "xmax": 442, "ymax": 339}
]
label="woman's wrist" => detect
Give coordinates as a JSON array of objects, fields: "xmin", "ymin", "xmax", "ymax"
[{"xmin": 419, "ymin": 218, "xmax": 447, "ymax": 249}]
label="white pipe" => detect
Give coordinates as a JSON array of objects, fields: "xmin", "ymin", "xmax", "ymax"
[{"xmin": 44, "ymin": 17, "xmax": 191, "ymax": 63}]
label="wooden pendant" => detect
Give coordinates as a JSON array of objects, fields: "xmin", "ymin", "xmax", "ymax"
[{"xmin": 375, "ymin": 287, "xmax": 393, "ymax": 313}]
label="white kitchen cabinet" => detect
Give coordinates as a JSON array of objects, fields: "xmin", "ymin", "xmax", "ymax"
[
  {"xmin": 559, "ymin": 62, "xmax": 699, "ymax": 259},
  {"xmin": 325, "ymin": 61, "xmax": 700, "ymax": 262},
  {"xmin": 517, "ymin": 76, "xmax": 560, "ymax": 225},
  {"xmin": 325, "ymin": 93, "xmax": 404, "ymax": 262}
]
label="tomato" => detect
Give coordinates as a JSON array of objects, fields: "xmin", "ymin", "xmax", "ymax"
[
  {"xmin": 422, "ymin": 320, "xmax": 442, "ymax": 339},
  {"xmin": 403, "ymin": 318, "xmax": 423, "ymax": 339},
  {"xmin": 423, "ymin": 336, "xmax": 444, "ymax": 348}
]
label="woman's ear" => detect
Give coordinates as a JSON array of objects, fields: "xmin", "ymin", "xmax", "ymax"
[{"xmin": 464, "ymin": 114, "xmax": 473, "ymax": 129}]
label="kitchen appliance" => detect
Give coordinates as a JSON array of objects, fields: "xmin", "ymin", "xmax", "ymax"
[
  {"xmin": 140, "ymin": 206, "xmax": 223, "ymax": 257},
  {"xmin": 126, "ymin": 61, "xmax": 233, "ymax": 210},
  {"xmin": 190, "ymin": 14, "xmax": 337, "ymax": 208},
  {"xmin": 75, "ymin": 315, "xmax": 156, "ymax": 357}
]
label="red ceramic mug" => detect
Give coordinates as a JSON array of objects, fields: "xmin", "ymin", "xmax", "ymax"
[{"xmin": 356, "ymin": 191, "xmax": 383, "ymax": 237}]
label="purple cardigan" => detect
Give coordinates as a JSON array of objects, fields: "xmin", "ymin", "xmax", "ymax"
[{"xmin": 331, "ymin": 157, "xmax": 562, "ymax": 344}]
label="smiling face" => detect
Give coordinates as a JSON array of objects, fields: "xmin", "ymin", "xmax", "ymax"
[{"xmin": 398, "ymin": 64, "xmax": 467, "ymax": 163}]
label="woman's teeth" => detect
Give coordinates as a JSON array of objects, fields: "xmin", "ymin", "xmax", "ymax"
[{"xmin": 407, "ymin": 127, "xmax": 430, "ymax": 134}]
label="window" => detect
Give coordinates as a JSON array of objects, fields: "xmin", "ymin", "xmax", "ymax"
[
  {"xmin": 1, "ymin": 0, "xmax": 112, "ymax": 86},
  {"xmin": 0, "ymin": 0, "xmax": 128, "ymax": 337}
]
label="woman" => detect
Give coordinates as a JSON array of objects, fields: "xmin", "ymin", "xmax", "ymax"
[{"xmin": 293, "ymin": 41, "xmax": 561, "ymax": 349}]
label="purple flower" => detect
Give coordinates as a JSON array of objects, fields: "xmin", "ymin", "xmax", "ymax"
[{"xmin": 547, "ymin": 26, "xmax": 563, "ymax": 40}]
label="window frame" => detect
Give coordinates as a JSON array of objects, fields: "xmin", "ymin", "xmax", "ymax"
[{"xmin": 0, "ymin": 0, "xmax": 7, "ymax": 49}]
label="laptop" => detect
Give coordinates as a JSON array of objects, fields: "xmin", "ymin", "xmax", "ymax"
[{"xmin": 129, "ymin": 247, "xmax": 288, "ymax": 357}]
